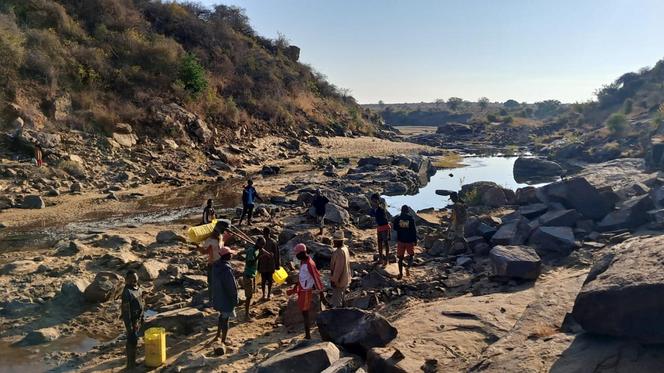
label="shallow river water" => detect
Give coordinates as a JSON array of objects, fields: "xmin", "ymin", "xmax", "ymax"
[{"xmin": 384, "ymin": 156, "xmax": 547, "ymax": 214}]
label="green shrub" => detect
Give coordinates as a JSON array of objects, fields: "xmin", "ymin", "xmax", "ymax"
[
  {"xmin": 623, "ymin": 98, "xmax": 633, "ymax": 114},
  {"xmin": 58, "ymin": 160, "xmax": 86, "ymax": 178},
  {"xmin": 178, "ymin": 53, "xmax": 208, "ymax": 96},
  {"xmin": 462, "ymin": 187, "xmax": 482, "ymax": 206},
  {"xmin": 487, "ymin": 113, "xmax": 498, "ymax": 122},
  {"xmin": 606, "ymin": 113, "xmax": 628, "ymax": 134}
]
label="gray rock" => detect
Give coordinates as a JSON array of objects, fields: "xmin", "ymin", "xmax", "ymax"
[
  {"xmin": 84, "ymin": 272, "xmax": 123, "ymax": 303},
  {"xmin": 156, "ymin": 230, "xmax": 186, "ymax": 244},
  {"xmin": 321, "ymin": 356, "xmax": 363, "ymax": 373},
  {"xmin": 528, "ymin": 226, "xmax": 576, "ymax": 255},
  {"xmin": 513, "ymin": 157, "xmax": 563, "ymax": 183},
  {"xmin": 138, "ymin": 259, "xmax": 168, "ymax": 281},
  {"xmin": 282, "ymin": 293, "xmax": 322, "ymax": 327},
  {"xmin": 316, "ymin": 308, "xmax": 398, "ymax": 356},
  {"xmin": 536, "ymin": 177, "xmax": 611, "ymax": 220},
  {"xmin": 515, "ymin": 186, "xmax": 540, "ymax": 205},
  {"xmin": 358, "ymin": 156, "xmax": 392, "ymax": 167},
  {"xmin": 490, "ymin": 219, "xmax": 531, "ymax": 246},
  {"xmin": 597, "ymin": 194, "xmax": 654, "ymax": 232},
  {"xmin": 1, "ymin": 260, "xmax": 38, "ymax": 275},
  {"xmin": 308, "ymin": 203, "xmax": 350, "ymax": 226},
  {"xmin": 21, "ymin": 195, "xmax": 44, "ymax": 209},
  {"xmin": 489, "ymin": 245, "xmax": 541, "ymax": 280},
  {"xmin": 572, "ymin": 235, "xmax": 664, "ymax": 342},
  {"xmin": 538, "ymin": 209, "xmax": 580, "ymax": 227},
  {"xmin": 383, "ymin": 182, "xmax": 409, "ymax": 196},
  {"xmin": 59, "ymin": 279, "xmax": 90, "ymax": 300},
  {"xmin": 256, "ymin": 341, "xmax": 341, "ymax": 373},
  {"xmin": 517, "ymin": 203, "xmax": 548, "ymax": 219},
  {"xmin": 348, "ymin": 195, "xmax": 372, "ymax": 213},
  {"xmin": 17, "ymin": 327, "xmax": 60, "ymax": 346},
  {"xmin": 429, "ymin": 239, "xmax": 448, "ymax": 257}
]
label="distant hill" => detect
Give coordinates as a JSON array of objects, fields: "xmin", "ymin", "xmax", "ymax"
[{"xmin": 0, "ymin": 0, "xmax": 380, "ymax": 140}]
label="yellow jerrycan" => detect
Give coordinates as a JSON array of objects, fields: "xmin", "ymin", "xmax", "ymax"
[
  {"xmin": 272, "ymin": 266, "xmax": 288, "ymax": 285},
  {"xmin": 144, "ymin": 327, "xmax": 166, "ymax": 367}
]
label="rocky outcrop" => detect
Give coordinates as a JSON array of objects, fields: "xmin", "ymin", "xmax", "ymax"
[
  {"xmin": 308, "ymin": 203, "xmax": 350, "ymax": 226},
  {"xmin": 513, "ymin": 157, "xmax": 563, "ymax": 183},
  {"xmin": 256, "ymin": 342, "xmax": 340, "ymax": 373},
  {"xmin": 572, "ymin": 235, "xmax": 664, "ymax": 343},
  {"xmin": 536, "ymin": 177, "xmax": 612, "ymax": 220},
  {"xmin": 489, "ymin": 245, "xmax": 542, "ymax": 280},
  {"xmin": 490, "ymin": 218, "xmax": 531, "ymax": 246},
  {"xmin": 528, "ymin": 226, "xmax": 576, "ymax": 256},
  {"xmin": 84, "ymin": 272, "xmax": 123, "ymax": 303},
  {"xmin": 597, "ymin": 194, "xmax": 654, "ymax": 231},
  {"xmin": 316, "ymin": 308, "xmax": 398, "ymax": 356}
]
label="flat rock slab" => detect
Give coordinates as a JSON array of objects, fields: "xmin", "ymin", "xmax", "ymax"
[
  {"xmin": 489, "ymin": 245, "xmax": 542, "ymax": 280},
  {"xmin": 572, "ymin": 235, "xmax": 664, "ymax": 343},
  {"xmin": 316, "ymin": 308, "xmax": 397, "ymax": 356},
  {"xmin": 256, "ymin": 341, "xmax": 340, "ymax": 373}
]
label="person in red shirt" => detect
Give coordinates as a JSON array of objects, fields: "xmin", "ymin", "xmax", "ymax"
[{"xmin": 287, "ymin": 243, "xmax": 322, "ymax": 339}]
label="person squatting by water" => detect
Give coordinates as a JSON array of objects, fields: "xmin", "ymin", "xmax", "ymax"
[
  {"xmin": 329, "ymin": 230, "xmax": 351, "ymax": 308},
  {"xmin": 211, "ymin": 245, "xmax": 239, "ymax": 345},
  {"xmin": 202, "ymin": 198, "xmax": 216, "ymax": 224},
  {"xmin": 243, "ymin": 236, "xmax": 263, "ymax": 320},
  {"xmin": 393, "ymin": 205, "xmax": 418, "ymax": 280},
  {"xmin": 121, "ymin": 270, "xmax": 145, "ymax": 369},
  {"xmin": 238, "ymin": 179, "xmax": 263, "ymax": 226},
  {"xmin": 287, "ymin": 243, "xmax": 323, "ymax": 339},
  {"xmin": 370, "ymin": 193, "xmax": 391, "ymax": 266},
  {"xmin": 258, "ymin": 227, "xmax": 280, "ymax": 301},
  {"xmin": 449, "ymin": 192, "xmax": 469, "ymax": 252}
]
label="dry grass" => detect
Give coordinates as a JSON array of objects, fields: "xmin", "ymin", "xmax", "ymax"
[
  {"xmin": 530, "ymin": 323, "xmax": 558, "ymax": 339},
  {"xmin": 396, "ymin": 126, "xmax": 438, "ymax": 135},
  {"xmin": 432, "ymin": 152, "xmax": 464, "ymax": 168}
]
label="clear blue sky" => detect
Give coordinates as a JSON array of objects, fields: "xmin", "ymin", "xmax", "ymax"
[{"xmin": 198, "ymin": 0, "xmax": 664, "ymax": 104}]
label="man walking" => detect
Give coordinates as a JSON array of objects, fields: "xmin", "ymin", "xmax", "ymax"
[
  {"xmin": 312, "ymin": 190, "xmax": 329, "ymax": 236},
  {"xmin": 239, "ymin": 179, "xmax": 263, "ymax": 226},
  {"xmin": 212, "ymin": 246, "xmax": 238, "ymax": 345},
  {"xmin": 258, "ymin": 227, "xmax": 279, "ymax": 301},
  {"xmin": 329, "ymin": 230, "xmax": 351, "ymax": 308},
  {"xmin": 392, "ymin": 205, "xmax": 418, "ymax": 280},
  {"xmin": 370, "ymin": 193, "xmax": 391, "ymax": 266}
]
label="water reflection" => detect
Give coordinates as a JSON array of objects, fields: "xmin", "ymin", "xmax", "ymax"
[{"xmin": 384, "ymin": 156, "xmax": 547, "ymax": 214}]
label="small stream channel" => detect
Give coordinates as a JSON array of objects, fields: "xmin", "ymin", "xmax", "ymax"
[{"xmin": 384, "ymin": 156, "xmax": 548, "ymax": 214}]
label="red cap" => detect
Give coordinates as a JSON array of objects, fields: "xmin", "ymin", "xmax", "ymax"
[{"xmin": 293, "ymin": 243, "xmax": 307, "ymax": 255}]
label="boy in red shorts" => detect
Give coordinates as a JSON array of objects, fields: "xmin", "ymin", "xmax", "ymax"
[
  {"xmin": 392, "ymin": 205, "xmax": 418, "ymax": 280},
  {"xmin": 287, "ymin": 243, "xmax": 322, "ymax": 339}
]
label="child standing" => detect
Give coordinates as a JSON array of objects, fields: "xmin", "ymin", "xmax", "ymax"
[
  {"xmin": 121, "ymin": 270, "xmax": 145, "ymax": 369},
  {"xmin": 287, "ymin": 243, "xmax": 323, "ymax": 339}
]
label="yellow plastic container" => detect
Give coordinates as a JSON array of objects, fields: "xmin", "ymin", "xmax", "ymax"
[
  {"xmin": 144, "ymin": 327, "xmax": 166, "ymax": 367},
  {"xmin": 272, "ymin": 267, "xmax": 288, "ymax": 285},
  {"xmin": 187, "ymin": 219, "xmax": 217, "ymax": 243}
]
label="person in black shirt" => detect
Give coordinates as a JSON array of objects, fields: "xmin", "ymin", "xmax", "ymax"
[
  {"xmin": 202, "ymin": 199, "xmax": 216, "ymax": 225},
  {"xmin": 239, "ymin": 180, "xmax": 263, "ymax": 226},
  {"xmin": 392, "ymin": 205, "xmax": 417, "ymax": 280},
  {"xmin": 371, "ymin": 193, "xmax": 391, "ymax": 266},
  {"xmin": 121, "ymin": 270, "xmax": 145, "ymax": 369},
  {"xmin": 312, "ymin": 190, "xmax": 329, "ymax": 236}
]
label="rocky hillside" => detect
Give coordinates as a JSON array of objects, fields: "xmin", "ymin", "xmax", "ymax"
[{"xmin": 0, "ymin": 0, "xmax": 381, "ymax": 141}]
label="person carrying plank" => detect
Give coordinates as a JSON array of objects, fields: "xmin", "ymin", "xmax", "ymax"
[{"xmin": 287, "ymin": 243, "xmax": 323, "ymax": 339}]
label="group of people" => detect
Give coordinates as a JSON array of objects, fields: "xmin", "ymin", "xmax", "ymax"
[{"xmin": 119, "ymin": 179, "xmax": 466, "ymax": 368}]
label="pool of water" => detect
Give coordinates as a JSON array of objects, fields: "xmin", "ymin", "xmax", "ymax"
[
  {"xmin": 384, "ymin": 156, "xmax": 549, "ymax": 214},
  {"xmin": 0, "ymin": 334, "xmax": 100, "ymax": 373}
]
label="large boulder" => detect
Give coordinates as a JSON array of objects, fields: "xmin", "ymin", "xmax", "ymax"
[
  {"xmin": 537, "ymin": 209, "xmax": 580, "ymax": 227},
  {"xmin": 308, "ymin": 203, "xmax": 350, "ymax": 226},
  {"xmin": 21, "ymin": 195, "xmax": 45, "ymax": 209},
  {"xmin": 84, "ymin": 272, "xmax": 123, "ymax": 303},
  {"xmin": 321, "ymin": 356, "xmax": 363, "ymax": 373},
  {"xmin": 282, "ymin": 293, "xmax": 322, "ymax": 328},
  {"xmin": 256, "ymin": 341, "xmax": 340, "ymax": 373},
  {"xmin": 597, "ymin": 194, "xmax": 654, "ymax": 232},
  {"xmin": 536, "ymin": 177, "xmax": 612, "ymax": 220},
  {"xmin": 112, "ymin": 132, "xmax": 138, "ymax": 147},
  {"xmin": 572, "ymin": 235, "xmax": 664, "ymax": 343},
  {"xmin": 316, "ymin": 308, "xmax": 398, "ymax": 356},
  {"xmin": 156, "ymin": 230, "xmax": 186, "ymax": 244},
  {"xmin": 348, "ymin": 195, "xmax": 372, "ymax": 213},
  {"xmin": 513, "ymin": 157, "xmax": 563, "ymax": 183},
  {"xmin": 59, "ymin": 279, "xmax": 90, "ymax": 301},
  {"xmin": 489, "ymin": 245, "xmax": 542, "ymax": 280},
  {"xmin": 490, "ymin": 219, "xmax": 531, "ymax": 246},
  {"xmin": 528, "ymin": 226, "xmax": 576, "ymax": 256},
  {"xmin": 461, "ymin": 181, "xmax": 513, "ymax": 208},
  {"xmin": 517, "ymin": 203, "xmax": 548, "ymax": 219},
  {"xmin": 358, "ymin": 156, "xmax": 392, "ymax": 167},
  {"xmin": 138, "ymin": 260, "xmax": 168, "ymax": 281}
]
